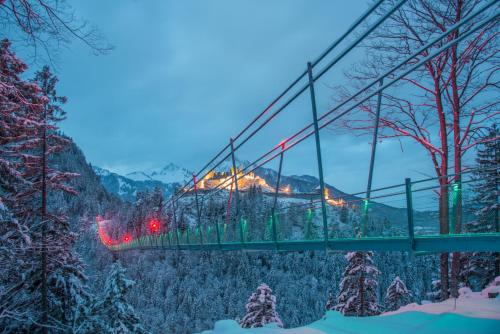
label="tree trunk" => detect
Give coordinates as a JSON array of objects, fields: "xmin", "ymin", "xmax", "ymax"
[
  {"xmin": 450, "ymin": 171, "xmax": 462, "ymax": 298},
  {"xmin": 449, "ymin": 2, "xmax": 463, "ymax": 297},
  {"xmin": 495, "ymin": 142, "xmax": 499, "ymax": 277},
  {"xmin": 41, "ymin": 109, "xmax": 48, "ymax": 334},
  {"xmin": 439, "ymin": 182, "xmax": 450, "ymax": 300},
  {"xmin": 359, "ymin": 270, "xmax": 365, "ymax": 317}
]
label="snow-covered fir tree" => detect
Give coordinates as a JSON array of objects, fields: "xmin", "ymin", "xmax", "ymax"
[
  {"xmin": 0, "ymin": 203, "xmax": 32, "ymax": 330},
  {"xmin": 93, "ymin": 260, "xmax": 148, "ymax": 333},
  {"xmin": 239, "ymin": 283, "xmax": 283, "ymax": 328},
  {"xmin": 0, "ymin": 39, "xmax": 39, "ymax": 329},
  {"xmin": 385, "ymin": 276, "xmax": 412, "ymax": 311},
  {"xmin": 426, "ymin": 276, "xmax": 443, "ymax": 302},
  {"xmin": 461, "ymin": 126, "xmax": 499, "ymax": 291},
  {"xmin": 0, "ymin": 39, "xmax": 40, "ymax": 206},
  {"xmin": 0, "ymin": 41, "xmax": 94, "ymax": 332},
  {"xmin": 16, "ymin": 65, "xmax": 97, "ymax": 332},
  {"xmin": 335, "ymin": 251, "xmax": 381, "ymax": 316},
  {"xmin": 325, "ymin": 291, "xmax": 335, "ymax": 311}
]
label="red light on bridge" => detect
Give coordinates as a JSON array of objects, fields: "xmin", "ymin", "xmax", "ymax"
[
  {"xmin": 123, "ymin": 234, "xmax": 131, "ymax": 243},
  {"xmin": 149, "ymin": 218, "xmax": 160, "ymax": 233}
]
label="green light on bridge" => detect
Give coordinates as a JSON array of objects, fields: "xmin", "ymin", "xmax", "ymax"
[{"xmin": 363, "ymin": 199, "xmax": 369, "ymax": 213}]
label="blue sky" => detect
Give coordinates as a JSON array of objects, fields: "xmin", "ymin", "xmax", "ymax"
[{"xmin": 51, "ymin": 0, "xmax": 436, "ymax": 194}]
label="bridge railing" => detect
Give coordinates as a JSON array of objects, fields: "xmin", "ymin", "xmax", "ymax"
[{"xmin": 98, "ymin": 167, "xmax": 500, "ymax": 253}]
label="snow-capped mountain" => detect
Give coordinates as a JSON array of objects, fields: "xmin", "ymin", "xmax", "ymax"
[
  {"xmin": 93, "ymin": 166, "xmax": 177, "ymax": 202},
  {"xmin": 93, "ymin": 161, "xmax": 428, "ymax": 230},
  {"xmin": 211, "ymin": 157, "xmax": 251, "ymax": 173},
  {"xmin": 126, "ymin": 163, "xmax": 193, "ymax": 184}
]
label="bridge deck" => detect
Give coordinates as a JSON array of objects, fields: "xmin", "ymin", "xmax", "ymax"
[{"xmin": 105, "ymin": 233, "xmax": 500, "ymax": 253}]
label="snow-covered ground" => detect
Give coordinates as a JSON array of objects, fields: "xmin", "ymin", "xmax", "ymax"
[{"xmin": 200, "ymin": 283, "xmax": 500, "ymax": 334}]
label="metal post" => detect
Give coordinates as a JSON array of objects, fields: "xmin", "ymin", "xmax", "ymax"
[
  {"xmin": 363, "ymin": 78, "xmax": 384, "ymax": 237},
  {"xmin": 215, "ymin": 219, "xmax": 222, "ymax": 249},
  {"xmin": 307, "ymin": 62, "xmax": 329, "ymax": 250},
  {"xmin": 405, "ymin": 178, "xmax": 415, "ymax": 252},
  {"xmin": 451, "ymin": 179, "xmax": 462, "ymax": 235},
  {"xmin": 271, "ymin": 145, "xmax": 285, "ymax": 249},
  {"xmin": 193, "ymin": 174, "xmax": 204, "ymax": 246},
  {"xmin": 172, "ymin": 198, "xmax": 180, "ymax": 249},
  {"xmin": 230, "ymin": 138, "xmax": 245, "ymax": 243}
]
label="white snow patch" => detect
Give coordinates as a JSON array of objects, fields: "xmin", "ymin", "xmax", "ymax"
[
  {"xmin": 117, "ymin": 177, "xmax": 133, "ymax": 196},
  {"xmin": 384, "ymin": 294, "xmax": 500, "ymax": 320},
  {"xmin": 200, "ymin": 283, "xmax": 500, "ymax": 334},
  {"xmin": 125, "ymin": 171, "xmax": 153, "ymax": 181},
  {"xmin": 127, "ymin": 163, "xmax": 193, "ymax": 184},
  {"xmin": 93, "ymin": 166, "xmax": 111, "ymax": 177}
]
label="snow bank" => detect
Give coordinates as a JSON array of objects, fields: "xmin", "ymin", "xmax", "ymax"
[
  {"xmin": 384, "ymin": 294, "xmax": 500, "ymax": 320},
  {"xmin": 199, "ymin": 320, "xmax": 322, "ymax": 334},
  {"xmin": 200, "ymin": 283, "xmax": 500, "ymax": 334},
  {"xmin": 385, "ymin": 277, "xmax": 500, "ymax": 320},
  {"xmin": 201, "ymin": 311, "xmax": 500, "ymax": 334}
]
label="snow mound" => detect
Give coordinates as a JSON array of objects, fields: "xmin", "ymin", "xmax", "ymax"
[
  {"xmin": 200, "ymin": 282, "xmax": 500, "ymax": 334},
  {"xmin": 384, "ymin": 280, "xmax": 500, "ymax": 320},
  {"xmin": 201, "ymin": 311, "xmax": 500, "ymax": 334},
  {"xmin": 199, "ymin": 320, "xmax": 321, "ymax": 333}
]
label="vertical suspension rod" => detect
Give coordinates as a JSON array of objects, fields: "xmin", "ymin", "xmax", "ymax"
[
  {"xmin": 405, "ymin": 178, "xmax": 415, "ymax": 252},
  {"xmin": 271, "ymin": 144, "xmax": 285, "ymax": 249},
  {"xmin": 193, "ymin": 174, "xmax": 203, "ymax": 246},
  {"xmin": 307, "ymin": 62, "xmax": 329, "ymax": 250},
  {"xmin": 230, "ymin": 138, "xmax": 244, "ymax": 243},
  {"xmin": 363, "ymin": 78, "xmax": 384, "ymax": 237},
  {"xmin": 171, "ymin": 197, "xmax": 180, "ymax": 249}
]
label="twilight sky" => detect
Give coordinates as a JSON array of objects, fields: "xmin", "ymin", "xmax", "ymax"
[{"xmin": 53, "ymin": 0, "xmax": 437, "ymax": 195}]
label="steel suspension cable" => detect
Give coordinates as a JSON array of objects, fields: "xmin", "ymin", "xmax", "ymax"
[
  {"xmin": 171, "ymin": 0, "xmax": 401, "ymax": 201},
  {"xmin": 231, "ymin": 2, "xmax": 500, "ymax": 186},
  {"xmin": 174, "ymin": 1, "xmax": 498, "ymax": 208}
]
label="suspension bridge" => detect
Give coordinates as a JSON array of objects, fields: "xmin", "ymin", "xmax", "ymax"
[{"xmin": 97, "ymin": 0, "xmax": 500, "ymax": 254}]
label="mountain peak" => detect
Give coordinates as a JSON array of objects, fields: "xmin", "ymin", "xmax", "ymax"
[
  {"xmin": 159, "ymin": 162, "xmax": 182, "ymax": 173},
  {"xmin": 125, "ymin": 171, "xmax": 153, "ymax": 181},
  {"xmin": 93, "ymin": 166, "xmax": 111, "ymax": 177},
  {"xmin": 124, "ymin": 163, "xmax": 193, "ymax": 184}
]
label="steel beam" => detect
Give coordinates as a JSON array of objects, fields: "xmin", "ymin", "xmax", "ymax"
[
  {"xmin": 230, "ymin": 138, "xmax": 244, "ymax": 243},
  {"xmin": 307, "ymin": 62, "xmax": 329, "ymax": 250},
  {"xmin": 405, "ymin": 178, "xmax": 415, "ymax": 251},
  {"xmin": 193, "ymin": 174, "xmax": 204, "ymax": 246},
  {"xmin": 363, "ymin": 78, "xmax": 384, "ymax": 237},
  {"xmin": 171, "ymin": 198, "xmax": 180, "ymax": 249},
  {"xmin": 271, "ymin": 147, "xmax": 285, "ymax": 249}
]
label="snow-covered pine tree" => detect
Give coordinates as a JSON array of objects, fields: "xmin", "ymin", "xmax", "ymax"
[
  {"xmin": 385, "ymin": 276, "xmax": 412, "ymax": 311},
  {"xmin": 325, "ymin": 291, "xmax": 335, "ymax": 311},
  {"xmin": 426, "ymin": 276, "xmax": 442, "ymax": 302},
  {"xmin": 462, "ymin": 125, "xmax": 499, "ymax": 290},
  {"xmin": 0, "ymin": 203, "xmax": 32, "ymax": 330},
  {"xmin": 0, "ymin": 39, "xmax": 41, "ymax": 204},
  {"xmin": 335, "ymin": 251, "xmax": 381, "ymax": 316},
  {"xmin": 8, "ymin": 65, "xmax": 96, "ymax": 332},
  {"xmin": 93, "ymin": 261, "xmax": 148, "ymax": 334},
  {"xmin": 239, "ymin": 283, "xmax": 283, "ymax": 328},
  {"xmin": 0, "ymin": 39, "xmax": 46, "ymax": 330}
]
